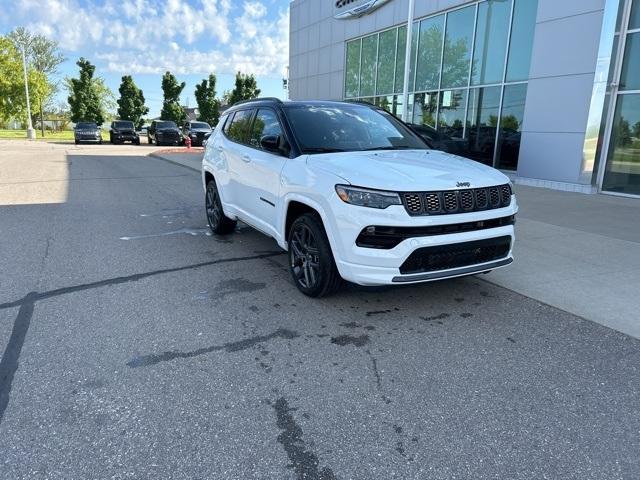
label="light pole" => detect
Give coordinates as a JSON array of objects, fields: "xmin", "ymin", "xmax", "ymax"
[
  {"xmin": 401, "ymin": 0, "xmax": 416, "ymax": 122},
  {"xmin": 21, "ymin": 45, "xmax": 36, "ymax": 140}
]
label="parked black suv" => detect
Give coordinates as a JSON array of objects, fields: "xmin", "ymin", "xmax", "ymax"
[
  {"xmin": 148, "ymin": 120, "xmax": 181, "ymax": 146},
  {"xmin": 109, "ymin": 120, "xmax": 140, "ymax": 144},
  {"xmin": 74, "ymin": 122, "xmax": 102, "ymax": 145},
  {"xmin": 181, "ymin": 121, "xmax": 212, "ymax": 146}
]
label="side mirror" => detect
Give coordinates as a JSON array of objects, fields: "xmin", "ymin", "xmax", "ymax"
[{"xmin": 260, "ymin": 135, "xmax": 281, "ymax": 153}]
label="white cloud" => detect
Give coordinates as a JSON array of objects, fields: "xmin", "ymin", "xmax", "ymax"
[{"xmin": 8, "ymin": 0, "xmax": 289, "ymax": 78}]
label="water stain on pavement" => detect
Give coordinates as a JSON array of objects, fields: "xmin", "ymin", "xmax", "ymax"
[
  {"xmin": 127, "ymin": 328, "xmax": 300, "ymax": 368},
  {"xmin": 273, "ymin": 397, "xmax": 337, "ymax": 480},
  {"xmin": 119, "ymin": 227, "xmax": 212, "ymax": 241},
  {"xmin": 330, "ymin": 335, "xmax": 370, "ymax": 347}
]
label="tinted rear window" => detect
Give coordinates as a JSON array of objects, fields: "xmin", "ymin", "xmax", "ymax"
[{"xmin": 225, "ymin": 109, "xmax": 254, "ymax": 143}]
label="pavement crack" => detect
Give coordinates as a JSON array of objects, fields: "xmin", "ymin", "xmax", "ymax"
[
  {"xmin": 273, "ymin": 397, "xmax": 338, "ymax": 480},
  {"xmin": 127, "ymin": 328, "xmax": 299, "ymax": 368},
  {"xmin": 0, "ymin": 292, "xmax": 37, "ymax": 425},
  {"xmin": 0, "ymin": 252, "xmax": 284, "ymax": 311},
  {"xmin": 366, "ymin": 349, "xmax": 383, "ymax": 391}
]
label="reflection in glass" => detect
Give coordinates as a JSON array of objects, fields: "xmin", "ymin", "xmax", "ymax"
[
  {"xmin": 620, "ymin": 32, "xmax": 640, "ymax": 91},
  {"xmin": 630, "ymin": 0, "xmax": 640, "ymax": 29},
  {"xmin": 603, "ymin": 94, "xmax": 640, "ymax": 195},
  {"xmin": 360, "ymin": 35, "xmax": 378, "ymax": 97},
  {"xmin": 395, "ymin": 26, "xmax": 407, "ymax": 94},
  {"xmin": 345, "ymin": 39, "xmax": 361, "ymax": 98},
  {"xmin": 496, "ymin": 84, "xmax": 527, "ymax": 170},
  {"xmin": 415, "ymin": 15, "xmax": 445, "ymax": 92},
  {"xmin": 438, "ymin": 90, "xmax": 467, "ymax": 139},
  {"xmin": 441, "ymin": 5, "xmax": 476, "ymax": 89},
  {"xmin": 506, "ymin": 0, "xmax": 538, "ymax": 82},
  {"xmin": 466, "ymin": 86, "xmax": 502, "ymax": 165},
  {"xmin": 377, "ymin": 29, "xmax": 397, "ymax": 95},
  {"xmin": 413, "ymin": 92, "xmax": 438, "ymax": 127},
  {"xmin": 473, "ymin": 0, "xmax": 511, "ymax": 86}
]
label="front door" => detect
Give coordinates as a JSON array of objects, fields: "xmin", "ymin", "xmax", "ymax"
[
  {"xmin": 601, "ymin": 0, "xmax": 640, "ymax": 195},
  {"xmin": 238, "ymin": 108, "xmax": 289, "ymax": 237}
]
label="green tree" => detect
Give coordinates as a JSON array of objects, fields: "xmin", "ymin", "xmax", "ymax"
[
  {"xmin": 116, "ymin": 75, "xmax": 148, "ymax": 129},
  {"xmin": 226, "ymin": 72, "xmax": 261, "ymax": 106},
  {"xmin": 633, "ymin": 121, "xmax": 640, "ymax": 140},
  {"xmin": 160, "ymin": 71, "xmax": 186, "ymax": 124},
  {"xmin": 0, "ymin": 36, "xmax": 49, "ymax": 125},
  {"xmin": 8, "ymin": 27, "xmax": 66, "ymax": 136},
  {"xmin": 67, "ymin": 58, "xmax": 111, "ymax": 125},
  {"xmin": 194, "ymin": 74, "xmax": 220, "ymax": 126},
  {"xmin": 616, "ymin": 119, "xmax": 633, "ymax": 148}
]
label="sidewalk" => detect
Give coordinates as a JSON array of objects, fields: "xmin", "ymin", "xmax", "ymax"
[
  {"xmin": 487, "ymin": 185, "xmax": 639, "ymax": 339},
  {"xmin": 149, "ymin": 150, "xmax": 640, "ymax": 338}
]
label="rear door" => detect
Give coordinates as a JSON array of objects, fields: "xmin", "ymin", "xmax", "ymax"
[{"xmin": 217, "ymin": 109, "xmax": 256, "ymax": 213}]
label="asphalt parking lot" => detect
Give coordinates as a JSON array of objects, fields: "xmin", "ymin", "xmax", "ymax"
[{"xmin": 0, "ymin": 142, "xmax": 639, "ymax": 479}]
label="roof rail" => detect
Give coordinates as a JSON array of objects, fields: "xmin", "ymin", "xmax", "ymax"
[{"xmin": 231, "ymin": 97, "xmax": 283, "ymax": 107}]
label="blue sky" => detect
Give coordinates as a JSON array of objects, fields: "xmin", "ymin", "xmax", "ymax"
[{"xmin": 0, "ymin": 0, "xmax": 290, "ymax": 118}]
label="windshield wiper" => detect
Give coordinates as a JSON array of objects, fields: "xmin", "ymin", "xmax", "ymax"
[
  {"xmin": 303, "ymin": 147, "xmax": 347, "ymax": 154},
  {"xmin": 360, "ymin": 146, "xmax": 414, "ymax": 152}
]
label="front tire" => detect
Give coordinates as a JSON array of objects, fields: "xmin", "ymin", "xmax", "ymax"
[
  {"xmin": 205, "ymin": 180, "xmax": 236, "ymax": 235},
  {"xmin": 288, "ymin": 213, "xmax": 342, "ymax": 298}
]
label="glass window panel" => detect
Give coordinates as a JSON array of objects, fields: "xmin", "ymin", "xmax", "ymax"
[
  {"xmin": 472, "ymin": 0, "xmax": 512, "ymax": 86},
  {"xmin": 360, "ymin": 35, "xmax": 378, "ymax": 97},
  {"xmin": 227, "ymin": 109, "xmax": 254, "ymax": 144},
  {"xmin": 630, "ymin": 0, "xmax": 640, "ymax": 30},
  {"xmin": 603, "ymin": 94, "xmax": 640, "ymax": 195},
  {"xmin": 412, "ymin": 92, "xmax": 439, "ymax": 127},
  {"xmin": 395, "ymin": 26, "xmax": 407, "ymax": 94},
  {"xmin": 377, "ymin": 29, "xmax": 397, "ymax": 95},
  {"xmin": 442, "ymin": 5, "xmax": 476, "ymax": 89},
  {"xmin": 376, "ymin": 96, "xmax": 394, "ymax": 113},
  {"xmin": 620, "ymin": 32, "xmax": 640, "ymax": 91},
  {"xmin": 345, "ymin": 39, "xmax": 361, "ymax": 98},
  {"xmin": 506, "ymin": 0, "xmax": 538, "ymax": 82},
  {"xmin": 394, "ymin": 24, "xmax": 419, "ymax": 93},
  {"xmin": 496, "ymin": 84, "xmax": 527, "ymax": 170},
  {"xmin": 438, "ymin": 89, "xmax": 467, "ymax": 139},
  {"xmin": 465, "ymin": 86, "xmax": 502, "ymax": 165},
  {"xmin": 415, "ymin": 15, "xmax": 445, "ymax": 92},
  {"xmin": 249, "ymin": 109, "xmax": 283, "ymax": 149}
]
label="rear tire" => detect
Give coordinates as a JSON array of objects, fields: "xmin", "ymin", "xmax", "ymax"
[
  {"xmin": 148, "ymin": 135, "xmax": 152, "ymax": 144},
  {"xmin": 288, "ymin": 213, "xmax": 342, "ymax": 298},
  {"xmin": 205, "ymin": 180, "xmax": 236, "ymax": 235}
]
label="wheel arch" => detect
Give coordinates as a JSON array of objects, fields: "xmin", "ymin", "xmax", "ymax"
[{"xmin": 280, "ymin": 195, "xmax": 338, "ymax": 254}]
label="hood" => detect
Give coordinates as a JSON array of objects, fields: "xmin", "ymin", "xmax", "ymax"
[
  {"xmin": 157, "ymin": 127, "xmax": 179, "ymax": 132},
  {"xmin": 190, "ymin": 128, "xmax": 212, "ymax": 133},
  {"xmin": 306, "ymin": 149, "xmax": 509, "ymax": 191}
]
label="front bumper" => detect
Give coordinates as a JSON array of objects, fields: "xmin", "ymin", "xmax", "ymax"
[
  {"xmin": 75, "ymin": 135, "xmax": 101, "ymax": 142},
  {"xmin": 113, "ymin": 132, "xmax": 139, "ymax": 142},
  {"xmin": 326, "ymin": 195, "xmax": 518, "ymax": 286}
]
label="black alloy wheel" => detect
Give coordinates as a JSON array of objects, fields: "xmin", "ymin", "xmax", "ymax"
[
  {"xmin": 205, "ymin": 180, "xmax": 236, "ymax": 234},
  {"xmin": 288, "ymin": 213, "xmax": 342, "ymax": 297}
]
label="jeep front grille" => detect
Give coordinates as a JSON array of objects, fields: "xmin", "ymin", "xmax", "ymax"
[{"xmin": 401, "ymin": 184, "xmax": 512, "ymax": 216}]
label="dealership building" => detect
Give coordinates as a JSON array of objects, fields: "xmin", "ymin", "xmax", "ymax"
[{"xmin": 288, "ymin": 0, "xmax": 640, "ymax": 197}]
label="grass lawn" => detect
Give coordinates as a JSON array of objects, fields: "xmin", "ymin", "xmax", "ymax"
[{"xmin": 0, "ymin": 129, "xmax": 75, "ymax": 141}]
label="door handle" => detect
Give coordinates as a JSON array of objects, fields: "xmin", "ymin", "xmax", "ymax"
[
  {"xmin": 215, "ymin": 146, "xmax": 223, "ymax": 152},
  {"xmin": 241, "ymin": 155, "xmax": 252, "ymax": 163}
]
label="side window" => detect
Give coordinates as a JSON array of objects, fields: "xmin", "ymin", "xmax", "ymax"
[
  {"xmin": 226, "ymin": 109, "xmax": 254, "ymax": 144},
  {"xmin": 222, "ymin": 113, "xmax": 234, "ymax": 136},
  {"xmin": 249, "ymin": 109, "xmax": 284, "ymax": 149}
]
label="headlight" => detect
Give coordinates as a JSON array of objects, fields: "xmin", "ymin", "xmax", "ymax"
[{"xmin": 335, "ymin": 185, "xmax": 401, "ymax": 209}]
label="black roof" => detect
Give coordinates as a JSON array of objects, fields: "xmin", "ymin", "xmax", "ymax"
[{"xmin": 226, "ymin": 98, "xmax": 379, "ymax": 112}]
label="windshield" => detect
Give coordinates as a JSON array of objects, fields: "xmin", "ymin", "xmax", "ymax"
[
  {"xmin": 114, "ymin": 121, "xmax": 134, "ymax": 129},
  {"xmin": 156, "ymin": 121, "xmax": 177, "ymax": 129},
  {"xmin": 76, "ymin": 122, "xmax": 97, "ymax": 129},
  {"xmin": 190, "ymin": 122, "xmax": 211, "ymax": 129},
  {"xmin": 285, "ymin": 104, "xmax": 428, "ymax": 154}
]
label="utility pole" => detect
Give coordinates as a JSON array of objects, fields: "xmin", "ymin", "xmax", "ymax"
[
  {"xmin": 21, "ymin": 45, "xmax": 36, "ymax": 140},
  {"xmin": 401, "ymin": 0, "xmax": 415, "ymax": 122}
]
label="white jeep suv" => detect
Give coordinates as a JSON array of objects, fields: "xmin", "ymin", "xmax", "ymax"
[{"xmin": 202, "ymin": 99, "xmax": 517, "ymax": 297}]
